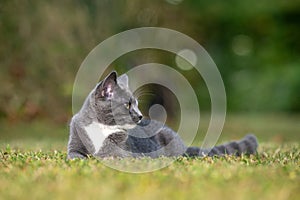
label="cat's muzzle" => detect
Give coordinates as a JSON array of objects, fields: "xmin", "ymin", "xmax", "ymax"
[{"xmin": 132, "ymin": 115, "xmax": 143, "ymax": 124}]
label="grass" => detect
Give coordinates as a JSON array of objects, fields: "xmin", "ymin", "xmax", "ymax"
[{"xmin": 0, "ymin": 114, "xmax": 300, "ymax": 200}]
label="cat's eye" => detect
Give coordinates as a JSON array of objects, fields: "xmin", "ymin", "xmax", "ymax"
[{"xmin": 124, "ymin": 102, "xmax": 131, "ymax": 109}]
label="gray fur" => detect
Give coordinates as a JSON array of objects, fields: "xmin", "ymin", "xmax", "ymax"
[
  {"xmin": 67, "ymin": 71, "xmax": 258, "ymax": 159},
  {"xmin": 117, "ymin": 74, "xmax": 129, "ymax": 89}
]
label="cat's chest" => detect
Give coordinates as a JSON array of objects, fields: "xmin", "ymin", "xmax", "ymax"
[{"xmin": 84, "ymin": 121, "xmax": 124, "ymax": 154}]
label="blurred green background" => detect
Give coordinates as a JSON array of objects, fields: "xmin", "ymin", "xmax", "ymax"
[{"xmin": 0, "ymin": 0, "xmax": 299, "ymax": 147}]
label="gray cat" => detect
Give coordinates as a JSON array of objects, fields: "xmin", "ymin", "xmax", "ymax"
[{"xmin": 67, "ymin": 71, "xmax": 258, "ymax": 159}]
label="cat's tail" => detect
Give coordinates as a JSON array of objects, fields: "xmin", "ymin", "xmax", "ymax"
[{"xmin": 185, "ymin": 134, "xmax": 258, "ymax": 157}]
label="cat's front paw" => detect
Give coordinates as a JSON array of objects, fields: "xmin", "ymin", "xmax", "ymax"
[
  {"xmin": 107, "ymin": 132, "xmax": 128, "ymax": 144},
  {"xmin": 96, "ymin": 132, "xmax": 129, "ymax": 158}
]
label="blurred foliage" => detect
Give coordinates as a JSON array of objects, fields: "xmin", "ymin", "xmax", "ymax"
[{"xmin": 0, "ymin": 0, "xmax": 300, "ymax": 123}]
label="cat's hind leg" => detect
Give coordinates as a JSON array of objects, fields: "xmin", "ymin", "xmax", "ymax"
[{"xmin": 155, "ymin": 128, "xmax": 187, "ymax": 157}]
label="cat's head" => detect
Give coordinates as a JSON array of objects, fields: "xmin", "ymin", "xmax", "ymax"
[{"xmin": 90, "ymin": 71, "xmax": 142, "ymax": 127}]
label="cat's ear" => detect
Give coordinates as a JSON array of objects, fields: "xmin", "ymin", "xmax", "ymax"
[
  {"xmin": 96, "ymin": 71, "xmax": 117, "ymax": 99},
  {"xmin": 117, "ymin": 74, "xmax": 129, "ymax": 88}
]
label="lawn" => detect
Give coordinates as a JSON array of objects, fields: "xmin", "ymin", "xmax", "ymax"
[{"xmin": 0, "ymin": 114, "xmax": 299, "ymax": 200}]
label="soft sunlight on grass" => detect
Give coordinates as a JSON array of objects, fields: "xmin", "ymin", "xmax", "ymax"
[
  {"xmin": 0, "ymin": 145, "xmax": 299, "ymax": 200},
  {"xmin": 0, "ymin": 114, "xmax": 299, "ymax": 200}
]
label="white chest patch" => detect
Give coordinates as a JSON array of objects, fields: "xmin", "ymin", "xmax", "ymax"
[{"xmin": 84, "ymin": 121, "xmax": 135, "ymax": 154}]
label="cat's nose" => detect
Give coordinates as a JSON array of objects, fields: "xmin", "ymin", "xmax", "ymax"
[{"xmin": 138, "ymin": 115, "xmax": 143, "ymax": 120}]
